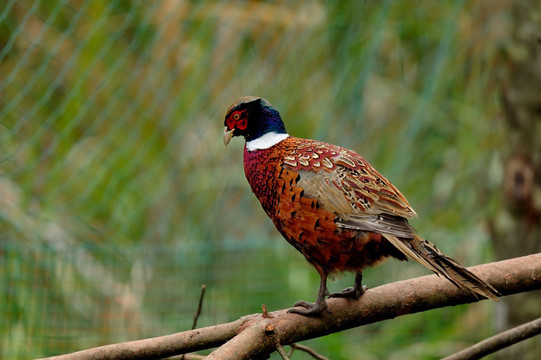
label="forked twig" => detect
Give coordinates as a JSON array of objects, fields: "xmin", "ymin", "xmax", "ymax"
[
  {"xmin": 289, "ymin": 343, "xmax": 330, "ymax": 360},
  {"xmin": 192, "ymin": 285, "xmax": 207, "ymax": 330},
  {"xmin": 275, "ymin": 340, "xmax": 290, "ymax": 360},
  {"xmin": 180, "ymin": 285, "xmax": 207, "ymax": 360}
]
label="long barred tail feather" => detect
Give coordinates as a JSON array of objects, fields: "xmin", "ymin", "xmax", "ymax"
[{"xmin": 384, "ymin": 234, "xmax": 501, "ymax": 301}]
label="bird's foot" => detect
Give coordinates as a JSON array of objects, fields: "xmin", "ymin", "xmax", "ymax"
[
  {"xmin": 288, "ymin": 299, "xmax": 331, "ymax": 316},
  {"xmin": 329, "ymin": 285, "xmax": 367, "ymax": 299}
]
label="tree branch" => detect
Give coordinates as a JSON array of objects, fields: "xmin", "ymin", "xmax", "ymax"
[
  {"xmin": 441, "ymin": 317, "xmax": 541, "ymax": 360},
  {"xmin": 38, "ymin": 253, "xmax": 541, "ymax": 360},
  {"xmin": 37, "ymin": 316, "xmax": 255, "ymax": 360},
  {"xmin": 289, "ymin": 344, "xmax": 330, "ymax": 360}
]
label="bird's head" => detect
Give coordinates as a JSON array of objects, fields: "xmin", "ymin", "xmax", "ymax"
[{"xmin": 223, "ymin": 96, "xmax": 288, "ymax": 148}]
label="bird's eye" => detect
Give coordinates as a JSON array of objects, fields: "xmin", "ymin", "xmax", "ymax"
[{"xmin": 233, "ymin": 113, "xmax": 240, "ymax": 120}]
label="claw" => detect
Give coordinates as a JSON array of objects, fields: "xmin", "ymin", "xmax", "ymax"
[
  {"xmin": 288, "ymin": 299, "xmax": 331, "ymax": 316},
  {"xmin": 330, "ymin": 285, "xmax": 367, "ymax": 299},
  {"xmin": 293, "ymin": 300, "xmax": 314, "ymax": 308},
  {"xmin": 330, "ymin": 272, "xmax": 366, "ymax": 299}
]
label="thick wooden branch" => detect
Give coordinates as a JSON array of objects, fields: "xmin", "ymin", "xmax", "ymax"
[
  {"xmin": 208, "ymin": 253, "xmax": 541, "ymax": 359},
  {"xmin": 39, "ymin": 253, "xmax": 541, "ymax": 360},
  {"xmin": 37, "ymin": 317, "xmax": 253, "ymax": 360}
]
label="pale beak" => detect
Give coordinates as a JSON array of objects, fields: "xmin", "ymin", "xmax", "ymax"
[{"xmin": 223, "ymin": 127, "xmax": 234, "ymax": 146}]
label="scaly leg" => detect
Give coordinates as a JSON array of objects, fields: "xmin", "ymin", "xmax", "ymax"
[{"xmin": 288, "ymin": 270, "xmax": 331, "ymax": 316}]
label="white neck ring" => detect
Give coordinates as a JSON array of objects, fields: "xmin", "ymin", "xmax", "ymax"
[{"xmin": 246, "ymin": 132, "xmax": 289, "ymax": 151}]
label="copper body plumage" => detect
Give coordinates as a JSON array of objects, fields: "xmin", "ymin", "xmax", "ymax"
[
  {"xmin": 224, "ymin": 96, "xmax": 500, "ymax": 316},
  {"xmin": 243, "ymin": 137, "xmax": 410, "ymax": 275}
]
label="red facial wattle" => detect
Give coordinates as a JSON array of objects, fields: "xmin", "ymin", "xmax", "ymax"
[{"xmin": 226, "ymin": 111, "xmax": 247, "ymax": 131}]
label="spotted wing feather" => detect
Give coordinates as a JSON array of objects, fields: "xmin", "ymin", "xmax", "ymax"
[{"xmin": 281, "ymin": 138, "xmax": 417, "ymax": 238}]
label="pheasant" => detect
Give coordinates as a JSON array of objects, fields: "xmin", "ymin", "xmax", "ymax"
[{"xmin": 223, "ymin": 96, "xmax": 500, "ymax": 316}]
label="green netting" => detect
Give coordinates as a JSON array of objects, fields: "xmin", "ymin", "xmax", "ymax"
[{"xmin": 1, "ymin": 1, "xmax": 507, "ymax": 359}]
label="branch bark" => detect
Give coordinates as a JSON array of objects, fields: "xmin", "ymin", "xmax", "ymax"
[
  {"xmin": 38, "ymin": 253, "xmax": 541, "ymax": 360},
  {"xmin": 441, "ymin": 317, "xmax": 541, "ymax": 360}
]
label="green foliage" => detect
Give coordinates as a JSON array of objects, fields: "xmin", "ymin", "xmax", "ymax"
[{"xmin": 1, "ymin": 1, "xmax": 507, "ymax": 359}]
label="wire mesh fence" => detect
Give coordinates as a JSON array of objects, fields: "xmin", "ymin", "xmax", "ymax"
[{"xmin": 1, "ymin": 1, "xmax": 509, "ymax": 359}]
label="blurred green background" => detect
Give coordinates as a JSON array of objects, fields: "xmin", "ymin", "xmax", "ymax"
[{"xmin": 1, "ymin": 1, "xmax": 511, "ymax": 359}]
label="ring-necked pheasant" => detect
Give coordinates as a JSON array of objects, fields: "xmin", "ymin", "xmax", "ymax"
[{"xmin": 223, "ymin": 96, "xmax": 500, "ymax": 316}]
